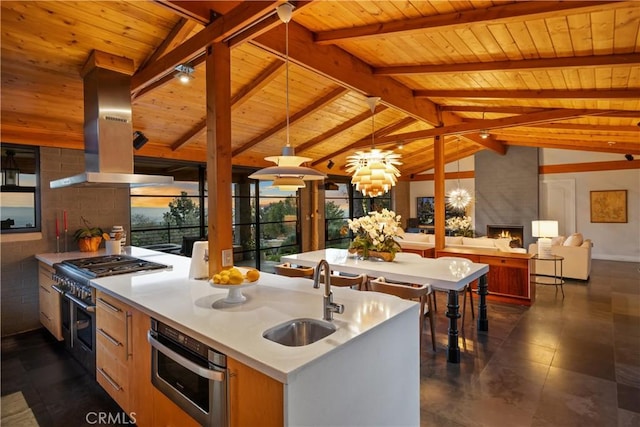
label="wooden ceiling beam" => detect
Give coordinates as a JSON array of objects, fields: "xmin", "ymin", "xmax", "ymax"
[
  {"xmin": 313, "ymin": 1, "xmax": 621, "ymax": 44},
  {"xmin": 439, "ymin": 106, "xmax": 640, "ymax": 119},
  {"xmin": 295, "ymin": 105, "xmax": 389, "ymax": 154},
  {"xmin": 230, "ymin": 60, "xmax": 284, "ymax": 108},
  {"xmin": 504, "ymin": 140, "xmax": 640, "ymax": 155},
  {"xmin": 171, "ymin": 120, "xmax": 206, "ymax": 151},
  {"xmin": 252, "ymin": 22, "xmax": 442, "ymax": 126},
  {"xmin": 366, "ymin": 109, "xmax": 599, "ymax": 147},
  {"xmin": 495, "ymin": 131, "xmax": 640, "ymax": 145},
  {"xmin": 132, "ymin": 1, "xmax": 281, "ymax": 92},
  {"xmin": 232, "ymin": 86, "xmax": 348, "ymax": 157},
  {"xmin": 527, "ymin": 123, "xmax": 640, "ymax": 133},
  {"xmin": 139, "ymin": 17, "xmax": 199, "ymax": 70},
  {"xmin": 415, "ymin": 89, "xmax": 639, "ymax": 99},
  {"xmin": 311, "ymin": 116, "xmax": 417, "ymax": 167},
  {"xmin": 374, "ymin": 53, "xmax": 640, "ymax": 76}
]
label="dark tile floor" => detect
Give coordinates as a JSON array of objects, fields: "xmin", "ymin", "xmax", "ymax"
[
  {"xmin": 422, "ymin": 259, "xmax": 640, "ymax": 427},
  {"xmin": 2, "ymin": 259, "xmax": 639, "ymax": 426}
]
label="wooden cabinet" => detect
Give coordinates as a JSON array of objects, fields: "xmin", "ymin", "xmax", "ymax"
[
  {"xmin": 436, "ymin": 248, "xmax": 534, "ymax": 305},
  {"xmin": 95, "ymin": 291, "xmax": 154, "ymax": 425},
  {"xmin": 96, "ymin": 291, "xmax": 132, "ymax": 411},
  {"xmin": 38, "ymin": 262, "xmax": 62, "ymax": 340},
  {"xmin": 228, "ymin": 358, "xmax": 283, "ymax": 427},
  {"xmin": 96, "ymin": 292, "xmax": 284, "ymax": 426}
]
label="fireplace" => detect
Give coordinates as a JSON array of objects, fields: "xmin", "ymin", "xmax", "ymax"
[{"xmin": 486, "ymin": 225, "xmax": 524, "ymax": 248}]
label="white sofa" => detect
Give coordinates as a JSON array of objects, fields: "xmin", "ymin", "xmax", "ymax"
[
  {"xmin": 528, "ymin": 234, "xmax": 592, "ymax": 280},
  {"xmin": 397, "ymin": 233, "xmax": 527, "ymax": 255}
]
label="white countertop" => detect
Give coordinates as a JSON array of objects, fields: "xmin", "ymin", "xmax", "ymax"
[
  {"xmin": 283, "ymin": 249, "xmax": 490, "ymax": 291},
  {"xmin": 35, "ymin": 248, "xmax": 416, "ymax": 384}
]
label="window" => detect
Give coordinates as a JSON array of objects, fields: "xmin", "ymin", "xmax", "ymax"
[
  {"xmin": 325, "ymin": 182, "xmax": 350, "ymax": 249},
  {"xmin": 1, "ymin": 144, "xmax": 40, "ymax": 234}
]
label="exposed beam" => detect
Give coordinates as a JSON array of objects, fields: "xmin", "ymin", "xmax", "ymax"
[
  {"xmin": 527, "ymin": 123, "xmax": 640, "ymax": 133},
  {"xmin": 540, "ymin": 160, "xmax": 640, "ymax": 174},
  {"xmin": 415, "ymin": 89, "xmax": 640, "ymax": 99},
  {"xmin": 139, "ymin": 17, "xmax": 199, "ymax": 70},
  {"xmin": 132, "ymin": 1, "xmax": 281, "ymax": 93},
  {"xmin": 296, "ymin": 105, "xmax": 389, "ymax": 155},
  {"xmin": 230, "ymin": 60, "xmax": 284, "ymax": 108},
  {"xmin": 496, "ymin": 133, "xmax": 640, "ymax": 148},
  {"xmin": 312, "ymin": 117, "xmax": 417, "ymax": 167},
  {"xmin": 374, "ymin": 54, "xmax": 640, "ymax": 75},
  {"xmin": 171, "ymin": 120, "xmax": 206, "ymax": 151},
  {"xmin": 314, "ymin": 1, "xmax": 620, "ymax": 44},
  {"xmin": 251, "ymin": 22, "xmax": 442, "ymax": 126},
  {"xmin": 439, "ymin": 106, "xmax": 640, "ymax": 118},
  {"xmin": 232, "ymin": 86, "xmax": 348, "ymax": 157},
  {"xmin": 366, "ymin": 109, "xmax": 599, "ymax": 147}
]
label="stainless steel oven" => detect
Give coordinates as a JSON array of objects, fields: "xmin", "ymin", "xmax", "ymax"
[
  {"xmin": 148, "ymin": 318, "xmax": 228, "ymax": 427},
  {"xmin": 52, "ymin": 255, "xmax": 170, "ymax": 377}
]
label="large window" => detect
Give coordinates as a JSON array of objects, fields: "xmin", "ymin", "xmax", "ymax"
[
  {"xmin": 325, "ymin": 182, "xmax": 350, "ymax": 249},
  {"xmin": 1, "ymin": 144, "xmax": 40, "ymax": 234}
]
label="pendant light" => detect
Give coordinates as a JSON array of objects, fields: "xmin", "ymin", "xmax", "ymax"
[
  {"xmin": 249, "ymin": 3, "xmax": 326, "ymax": 190},
  {"xmin": 446, "ymin": 139, "xmax": 472, "ymax": 210},
  {"xmin": 345, "ymin": 97, "xmax": 401, "ymax": 197},
  {"xmin": 2, "ymin": 149, "xmax": 19, "ymax": 186}
]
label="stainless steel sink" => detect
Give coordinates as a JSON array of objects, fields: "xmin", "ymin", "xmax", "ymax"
[{"xmin": 263, "ymin": 318, "xmax": 336, "ymax": 347}]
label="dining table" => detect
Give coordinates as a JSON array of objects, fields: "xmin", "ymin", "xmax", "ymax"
[{"xmin": 281, "ymin": 249, "xmax": 490, "ymax": 363}]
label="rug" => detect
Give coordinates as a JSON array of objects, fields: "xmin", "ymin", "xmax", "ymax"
[{"xmin": 1, "ymin": 392, "xmax": 39, "ymax": 426}]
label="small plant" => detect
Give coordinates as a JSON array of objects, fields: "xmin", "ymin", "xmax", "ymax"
[{"xmin": 73, "ymin": 216, "xmax": 103, "ymax": 241}]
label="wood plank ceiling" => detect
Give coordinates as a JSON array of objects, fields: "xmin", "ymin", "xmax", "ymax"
[{"xmin": 1, "ymin": 0, "xmax": 639, "ymax": 179}]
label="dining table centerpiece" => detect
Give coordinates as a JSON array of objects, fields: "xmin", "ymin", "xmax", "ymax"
[{"xmin": 347, "ymin": 209, "xmax": 403, "ymax": 261}]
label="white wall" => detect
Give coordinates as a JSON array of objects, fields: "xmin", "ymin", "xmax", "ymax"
[
  {"xmin": 409, "ymin": 150, "xmax": 639, "ymax": 262},
  {"xmin": 540, "ymin": 150, "xmax": 639, "ymax": 262}
]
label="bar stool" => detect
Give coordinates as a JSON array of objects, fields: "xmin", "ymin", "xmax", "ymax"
[
  {"xmin": 368, "ymin": 277, "xmax": 436, "ymax": 351},
  {"xmin": 273, "ymin": 262, "xmax": 315, "ymax": 278},
  {"xmin": 319, "ymin": 273, "xmax": 368, "ymax": 290}
]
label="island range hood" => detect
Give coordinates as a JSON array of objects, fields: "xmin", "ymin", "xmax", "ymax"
[{"xmin": 50, "ymin": 51, "xmax": 173, "ymax": 189}]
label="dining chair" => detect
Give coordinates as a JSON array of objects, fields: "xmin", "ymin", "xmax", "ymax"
[
  {"xmin": 319, "ymin": 273, "xmax": 368, "ymax": 290},
  {"xmin": 432, "ymin": 257, "xmax": 475, "ymax": 324},
  {"xmin": 273, "ymin": 262, "xmax": 315, "ymax": 278},
  {"xmin": 368, "ymin": 277, "xmax": 436, "ymax": 351}
]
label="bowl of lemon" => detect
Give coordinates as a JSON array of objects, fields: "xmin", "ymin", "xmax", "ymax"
[{"xmin": 209, "ymin": 267, "xmax": 261, "ymax": 304}]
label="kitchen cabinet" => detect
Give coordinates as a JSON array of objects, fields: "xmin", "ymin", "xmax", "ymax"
[
  {"xmin": 436, "ymin": 248, "xmax": 534, "ymax": 305},
  {"xmin": 228, "ymin": 358, "xmax": 283, "ymax": 427},
  {"xmin": 96, "ymin": 291, "xmax": 154, "ymax": 425},
  {"xmin": 38, "ymin": 262, "xmax": 62, "ymax": 340}
]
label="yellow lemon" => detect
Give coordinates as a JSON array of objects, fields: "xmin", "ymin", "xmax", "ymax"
[
  {"xmin": 229, "ymin": 270, "xmax": 244, "ymax": 285},
  {"xmin": 219, "ymin": 275, "xmax": 229, "ymax": 284},
  {"xmin": 245, "ymin": 269, "xmax": 260, "ymax": 282},
  {"xmin": 212, "ymin": 274, "xmax": 222, "ymax": 284}
]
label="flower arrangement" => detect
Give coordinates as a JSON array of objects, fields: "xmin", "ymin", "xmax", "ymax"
[
  {"xmin": 446, "ymin": 215, "xmax": 474, "ymax": 237},
  {"xmin": 347, "ymin": 209, "xmax": 403, "ymax": 259}
]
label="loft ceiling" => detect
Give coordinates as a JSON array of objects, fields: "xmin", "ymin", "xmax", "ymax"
[{"xmin": 1, "ymin": 0, "xmax": 639, "ymax": 179}]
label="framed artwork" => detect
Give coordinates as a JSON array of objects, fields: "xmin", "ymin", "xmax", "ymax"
[{"xmin": 590, "ymin": 190, "xmax": 627, "ymax": 223}]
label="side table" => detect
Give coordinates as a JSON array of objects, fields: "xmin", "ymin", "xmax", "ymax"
[{"xmin": 531, "ymin": 254, "xmax": 564, "ymax": 297}]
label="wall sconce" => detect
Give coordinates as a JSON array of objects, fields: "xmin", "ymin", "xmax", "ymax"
[
  {"xmin": 133, "ymin": 131, "xmax": 149, "ymax": 150},
  {"xmin": 327, "ymin": 160, "xmax": 334, "ymax": 169},
  {"xmin": 2, "ymin": 149, "xmax": 20, "ymax": 186},
  {"xmin": 175, "ymin": 63, "xmax": 194, "ymax": 84}
]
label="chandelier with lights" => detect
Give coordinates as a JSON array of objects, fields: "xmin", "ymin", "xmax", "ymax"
[
  {"xmin": 446, "ymin": 139, "xmax": 472, "ymax": 210},
  {"xmin": 345, "ymin": 97, "xmax": 401, "ymax": 197},
  {"xmin": 248, "ymin": 3, "xmax": 326, "ymax": 191}
]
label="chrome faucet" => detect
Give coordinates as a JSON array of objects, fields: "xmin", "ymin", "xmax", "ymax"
[{"xmin": 313, "ymin": 259, "xmax": 345, "ymax": 321}]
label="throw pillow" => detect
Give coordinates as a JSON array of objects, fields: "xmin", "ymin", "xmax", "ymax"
[
  {"xmin": 563, "ymin": 233, "xmax": 583, "ymax": 246},
  {"xmin": 551, "ymin": 235, "xmax": 566, "ymax": 246}
]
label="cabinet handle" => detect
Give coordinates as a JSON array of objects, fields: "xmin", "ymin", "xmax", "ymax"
[
  {"xmin": 97, "ymin": 297, "xmax": 122, "ymax": 313},
  {"xmin": 97, "ymin": 328, "xmax": 122, "ymax": 347},
  {"xmin": 97, "ymin": 367, "xmax": 122, "ymax": 391},
  {"xmin": 40, "ymin": 285, "xmax": 51, "ymax": 293},
  {"xmin": 125, "ymin": 312, "xmax": 132, "ymax": 360},
  {"xmin": 40, "ymin": 311, "xmax": 51, "ymax": 321}
]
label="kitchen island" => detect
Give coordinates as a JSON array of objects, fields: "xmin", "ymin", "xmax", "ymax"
[{"xmin": 36, "ymin": 248, "xmax": 419, "ymax": 426}]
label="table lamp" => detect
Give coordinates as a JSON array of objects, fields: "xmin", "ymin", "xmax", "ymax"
[{"xmin": 532, "ymin": 220, "xmax": 558, "ymax": 258}]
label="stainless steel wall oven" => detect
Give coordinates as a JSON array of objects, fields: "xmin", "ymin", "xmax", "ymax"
[{"xmin": 148, "ymin": 318, "xmax": 228, "ymax": 427}]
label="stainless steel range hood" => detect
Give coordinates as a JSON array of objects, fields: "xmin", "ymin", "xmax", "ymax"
[{"xmin": 50, "ymin": 51, "xmax": 173, "ymax": 189}]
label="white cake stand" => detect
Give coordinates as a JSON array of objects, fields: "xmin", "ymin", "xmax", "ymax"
[{"xmin": 209, "ymin": 281, "xmax": 257, "ymax": 304}]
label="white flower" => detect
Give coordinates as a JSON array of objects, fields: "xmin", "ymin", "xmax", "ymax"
[{"xmin": 348, "ymin": 209, "xmax": 402, "ymax": 252}]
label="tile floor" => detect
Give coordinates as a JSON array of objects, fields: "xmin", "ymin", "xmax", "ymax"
[{"xmin": 1, "ymin": 259, "xmax": 639, "ymax": 426}]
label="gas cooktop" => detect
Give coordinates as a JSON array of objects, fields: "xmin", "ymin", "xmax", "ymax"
[{"xmin": 59, "ymin": 254, "xmax": 170, "ymax": 278}]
